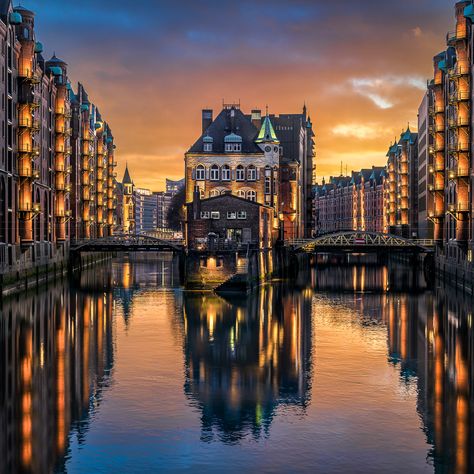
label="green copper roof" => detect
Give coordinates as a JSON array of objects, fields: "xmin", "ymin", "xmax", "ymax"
[
  {"xmin": 49, "ymin": 66, "xmax": 62, "ymax": 76},
  {"xmin": 438, "ymin": 59, "xmax": 447, "ymax": 72},
  {"xmin": 9, "ymin": 12, "xmax": 22, "ymax": 25},
  {"xmin": 255, "ymin": 115, "xmax": 280, "ymax": 144},
  {"xmin": 401, "ymin": 127, "xmax": 411, "ymax": 141},
  {"xmin": 34, "ymin": 42, "xmax": 43, "ymax": 54},
  {"xmin": 465, "ymin": 4, "xmax": 474, "ymax": 21}
]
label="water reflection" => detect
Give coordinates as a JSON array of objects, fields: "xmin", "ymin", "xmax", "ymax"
[
  {"xmin": 182, "ymin": 286, "xmax": 312, "ymax": 443},
  {"xmin": 1, "ymin": 259, "xmax": 474, "ymax": 472},
  {"xmin": 0, "ymin": 282, "xmax": 114, "ymax": 474},
  {"xmin": 311, "ymin": 261, "xmax": 428, "ymax": 293}
]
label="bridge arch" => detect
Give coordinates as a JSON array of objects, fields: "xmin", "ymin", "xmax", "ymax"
[{"xmin": 289, "ymin": 231, "xmax": 433, "ymax": 253}]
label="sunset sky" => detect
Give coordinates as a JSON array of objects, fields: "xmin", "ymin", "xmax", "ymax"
[{"xmin": 29, "ymin": 0, "xmax": 455, "ymax": 190}]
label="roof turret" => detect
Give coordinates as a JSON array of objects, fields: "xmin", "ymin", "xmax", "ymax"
[
  {"xmin": 123, "ymin": 164, "xmax": 132, "ymax": 185},
  {"xmin": 255, "ymin": 113, "xmax": 279, "ymax": 144}
]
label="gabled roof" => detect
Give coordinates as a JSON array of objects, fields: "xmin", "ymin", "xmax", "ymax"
[
  {"xmin": 187, "ymin": 107, "xmax": 262, "ymax": 154},
  {"xmin": 255, "ymin": 114, "xmax": 280, "ymax": 144}
]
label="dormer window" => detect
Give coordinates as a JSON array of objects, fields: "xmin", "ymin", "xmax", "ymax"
[
  {"xmin": 224, "ymin": 133, "xmax": 242, "ymax": 153},
  {"xmin": 203, "ymin": 134, "xmax": 213, "ymax": 152}
]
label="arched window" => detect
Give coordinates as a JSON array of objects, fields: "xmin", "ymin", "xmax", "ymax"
[
  {"xmin": 210, "ymin": 164, "xmax": 219, "ymax": 181},
  {"xmin": 247, "ymin": 165, "xmax": 256, "ymax": 181},
  {"xmin": 237, "ymin": 190, "xmax": 246, "ymax": 199},
  {"xmin": 247, "ymin": 190, "xmax": 257, "ymax": 202},
  {"xmin": 236, "ymin": 165, "xmax": 245, "ymax": 181},
  {"xmin": 196, "ymin": 165, "xmax": 205, "ymax": 181},
  {"xmin": 222, "ymin": 165, "xmax": 230, "ymax": 181},
  {"xmin": 210, "ymin": 189, "xmax": 220, "ymax": 197}
]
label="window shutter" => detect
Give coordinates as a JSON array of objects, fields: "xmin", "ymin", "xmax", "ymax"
[
  {"xmin": 205, "ymin": 167, "xmax": 210, "ymax": 180},
  {"xmin": 192, "ymin": 168, "xmax": 196, "ymax": 180},
  {"xmin": 232, "ymin": 170, "xmax": 236, "ymax": 180},
  {"xmin": 256, "ymin": 168, "xmax": 260, "ymax": 180}
]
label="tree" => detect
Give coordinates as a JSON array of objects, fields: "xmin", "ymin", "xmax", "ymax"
[{"xmin": 166, "ymin": 186, "xmax": 185, "ymax": 231}]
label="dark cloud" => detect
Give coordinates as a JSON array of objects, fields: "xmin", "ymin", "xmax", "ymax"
[{"xmin": 21, "ymin": 0, "xmax": 456, "ymax": 188}]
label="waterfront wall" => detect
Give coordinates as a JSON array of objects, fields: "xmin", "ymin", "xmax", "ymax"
[
  {"xmin": 0, "ymin": 242, "xmax": 69, "ymax": 296},
  {"xmin": 435, "ymin": 250, "xmax": 474, "ymax": 295},
  {"xmin": 0, "ymin": 244, "xmax": 114, "ymax": 296}
]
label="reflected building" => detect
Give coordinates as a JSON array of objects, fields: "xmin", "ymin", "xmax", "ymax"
[
  {"xmin": 182, "ymin": 285, "xmax": 312, "ymax": 443},
  {"xmin": 383, "ymin": 289, "xmax": 474, "ymax": 473},
  {"xmin": 311, "ymin": 262, "xmax": 427, "ymax": 294},
  {"xmin": 0, "ymin": 279, "xmax": 114, "ymax": 474}
]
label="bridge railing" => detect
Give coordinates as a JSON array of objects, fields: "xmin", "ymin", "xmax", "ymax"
[{"xmin": 284, "ymin": 234, "xmax": 436, "ymax": 249}]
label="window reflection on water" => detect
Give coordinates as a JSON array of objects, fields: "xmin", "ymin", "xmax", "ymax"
[{"xmin": 0, "ymin": 255, "xmax": 473, "ymax": 473}]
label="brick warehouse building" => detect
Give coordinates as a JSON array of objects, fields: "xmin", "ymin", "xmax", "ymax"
[
  {"xmin": 186, "ymin": 191, "xmax": 275, "ymax": 250},
  {"xmin": 185, "ymin": 104, "xmax": 315, "ymax": 241},
  {"xmin": 0, "ymin": 1, "xmax": 117, "ymax": 282},
  {"xmin": 427, "ymin": 0, "xmax": 474, "ymax": 287},
  {"xmin": 313, "ymin": 166, "xmax": 386, "ymax": 235}
]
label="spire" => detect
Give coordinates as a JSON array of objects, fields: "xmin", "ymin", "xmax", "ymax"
[
  {"xmin": 123, "ymin": 163, "xmax": 132, "ymax": 184},
  {"xmin": 255, "ymin": 110, "xmax": 279, "ymax": 144},
  {"xmin": 303, "ymin": 102, "xmax": 307, "ymax": 117}
]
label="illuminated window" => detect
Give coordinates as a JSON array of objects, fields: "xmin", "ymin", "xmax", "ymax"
[
  {"xmin": 196, "ymin": 165, "xmax": 205, "ymax": 181},
  {"xmin": 236, "ymin": 165, "xmax": 245, "ymax": 181},
  {"xmin": 247, "ymin": 190, "xmax": 257, "ymax": 202},
  {"xmin": 222, "ymin": 165, "xmax": 230, "ymax": 181},
  {"xmin": 237, "ymin": 190, "xmax": 246, "ymax": 198},
  {"xmin": 210, "ymin": 165, "xmax": 219, "ymax": 181}
]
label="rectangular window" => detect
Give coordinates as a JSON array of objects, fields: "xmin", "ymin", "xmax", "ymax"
[
  {"xmin": 211, "ymin": 211, "xmax": 220, "ymax": 219},
  {"xmin": 200, "ymin": 211, "xmax": 210, "ymax": 219},
  {"xmin": 237, "ymin": 211, "xmax": 247, "ymax": 220},
  {"xmin": 227, "ymin": 211, "xmax": 237, "ymax": 219}
]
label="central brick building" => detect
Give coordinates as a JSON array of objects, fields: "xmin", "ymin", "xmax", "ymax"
[{"xmin": 185, "ymin": 104, "xmax": 315, "ymax": 241}]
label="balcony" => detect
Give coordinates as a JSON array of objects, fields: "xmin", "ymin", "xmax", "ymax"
[
  {"xmin": 447, "ymin": 29, "xmax": 467, "ymax": 44},
  {"xmin": 55, "ymin": 210, "xmax": 72, "ymax": 218},
  {"xmin": 19, "ymin": 118, "xmax": 40, "ymax": 130},
  {"xmin": 18, "ymin": 202, "xmax": 41, "ymax": 213},
  {"xmin": 449, "ymin": 203, "xmax": 470, "ymax": 213},
  {"xmin": 429, "ymin": 183, "xmax": 445, "ymax": 192},
  {"xmin": 18, "ymin": 143, "xmax": 40, "ymax": 155},
  {"xmin": 448, "ymin": 65, "xmax": 470, "ymax": 77},
  {"xmin": 18, "ymin": 166, "xmax": 40, "ymax": 179},
  {"xmin": 449, "ymin": 142, "xmax": 470, "ymax": 153},
  {"xmin": 449, "ymin": 117, "xmax": 470, "ymax": 128},
  {"xmin": 450, "ymin": 91, "xmax": 470, "ymax": 103}
]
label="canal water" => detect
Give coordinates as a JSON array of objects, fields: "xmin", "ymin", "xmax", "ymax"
[{"xmin": 1, "ymin": 255, "xmax": 473, "ymax": 473}]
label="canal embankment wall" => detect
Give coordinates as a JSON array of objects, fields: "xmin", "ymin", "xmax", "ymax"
[
  {"xmin": 435, "ymin": 250, "xmax": 474, "ymax": 295},
  {"xmin": 0, "ymin": 245, "xmax": 113, "ymax": 297}
]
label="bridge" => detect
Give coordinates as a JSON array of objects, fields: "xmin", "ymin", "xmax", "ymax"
[
  {"xmin": 71, "ymin": 233, "xmax": 185, "ymax": 253},
  {"xmin": 286, "ymin": 231, "xmax": 434, "ymax": 254}
]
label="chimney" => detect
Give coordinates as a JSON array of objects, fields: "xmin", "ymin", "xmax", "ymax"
[
  {"xmin": 202, "ymin": 109, "xmax": 213, "ymax": 133},
  {"xmin": 193, "ymin": 185, "xmax": 201, "ymax": 220},
  {"xmin": 251, "ymin": 109, "xmax": 261, "ymax": 129}
]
